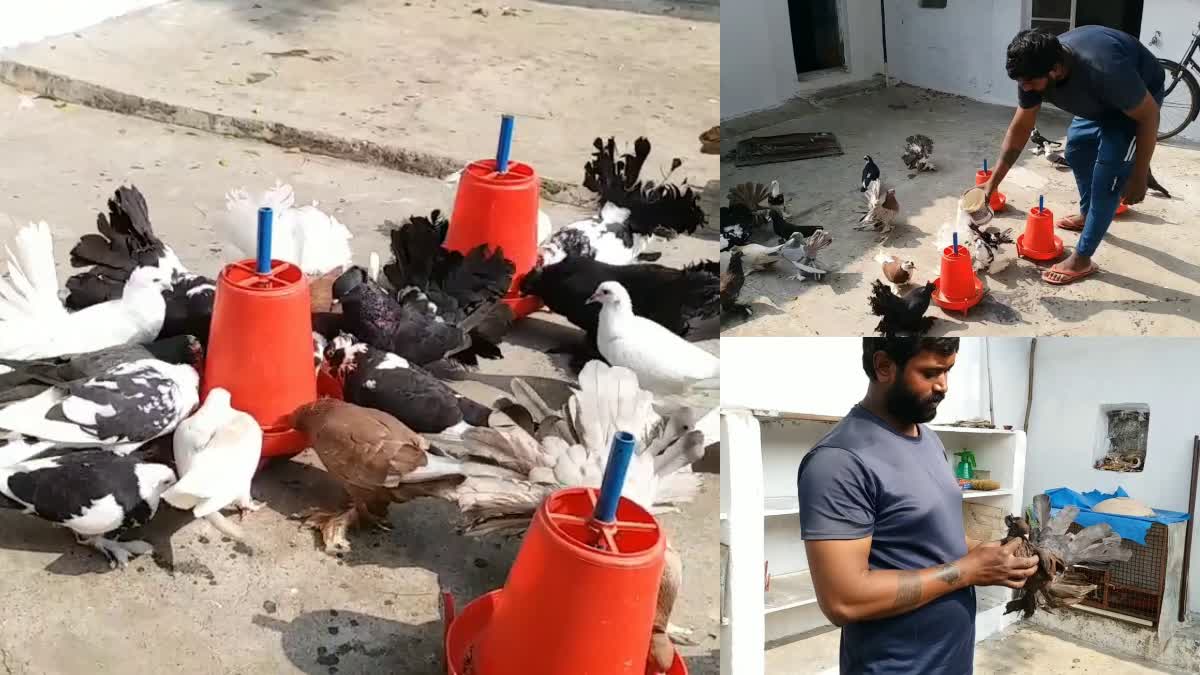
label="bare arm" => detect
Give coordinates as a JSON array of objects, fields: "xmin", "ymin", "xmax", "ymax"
[
  {"xmin": 806, "ymin": 537, "xmax": 1037, "ymax": 627},
  {"xmin": 1122, "ymin": 92, "xmax": 1160, "ymax": 204},
  {"xmin": 984, "ymin": 105, "xmax": 1040, "ymax": 196}
]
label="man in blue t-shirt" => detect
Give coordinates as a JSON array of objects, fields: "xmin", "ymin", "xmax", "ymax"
[
  {"xmin": 797, "ymin": 337, "xmax": 1038, "ymax": 674},
  {"xmin": 981, "ymin": 27, "xmax": 1165, "ymax": 286}
]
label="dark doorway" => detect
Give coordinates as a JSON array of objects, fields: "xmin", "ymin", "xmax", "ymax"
[
  {"xmin": 1076, "ymin": 0, "xmax": 1143, "ymax": 38},
  {"xmin": 788, "ymin": 0, "xmax": 845, "ymax": 76}
]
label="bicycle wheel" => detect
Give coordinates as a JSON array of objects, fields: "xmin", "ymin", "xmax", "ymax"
[{"xmin": 1158, "ymin": 58, "xmax": 1199, "ymax": 141}]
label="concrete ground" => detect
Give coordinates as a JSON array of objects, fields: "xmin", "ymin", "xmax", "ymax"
[
  {"xmin": 721, "ymin": 84, "xmax": 1200, "ymax": 337},
  {"xmin": 0, "ymin": 0, "xmax": 720, "ymax": 198},
  {"xmin": 763, "ymin": 622, "xmax": 1187, "ymax": 674},
  {"xmin": 0, "ymin": 81, "xmax": 719, "ymax": 674}
]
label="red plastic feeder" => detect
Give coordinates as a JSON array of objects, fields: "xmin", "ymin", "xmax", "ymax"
[
  {"xmin": 1116, "ymin": 199, "xmax": 1130, "ymax": 215},
  {"xmin": 447, "ymin": 115, "xmax": 543, "ymax": 319},
  {"xmin": 933, "ymin": 245, "xmax": 984, "ymax": 312},
  {"xmin": 202, "ymin": 257, "xmax": 317, "ymax": 459},
  {"xmin": 444, "ymin": 487, "xmax": 678, "ymax": 675},
  {"xmin": 975, "ymin": 169, "xmax": 1007, "ymax": 212},
  {"xmin": 1017, "ymin": 205, "xmax": 1064, "ymax": 262}
]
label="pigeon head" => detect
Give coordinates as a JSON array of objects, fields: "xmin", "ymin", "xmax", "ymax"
[
  {"xmin": 288, "ymin": 397, "xmax": 343, "ymax": 432},
  {"xmin": 184, "ymin": 335, "xmax": 205, "ymax": 371},
  {"xmin": 323, "ymin": 332, "xmax": 368, "ymax": 380},
  {"xmin": 202, "ymin": 387, "xmax": 233, "ymax": 410},
  {"xmin": 134, "ymin": 463, "xmax": 179, "ymax": 509},
  {"xmin": 331, "ymin": 266, "xmax": 369, "ymax": 301},
  {"xmin": 127, "ymin": 265, "xmax": 174, "ymax": 291},
  {"xmin": 312, "ymin": 332, "xmax": 329, "ymax": 374},
  {"xmin": 586, "ymin": 280, "xmax": 631, "ymax": 307}
]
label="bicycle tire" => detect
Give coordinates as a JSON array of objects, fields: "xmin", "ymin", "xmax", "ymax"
[{"xmin": 1157, "ymin": 58, "xmax": 1200, "ymax": 141}]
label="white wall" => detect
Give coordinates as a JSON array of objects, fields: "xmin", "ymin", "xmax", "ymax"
[
  {"xmin": 720, "ymin": 337, "xmax": 1032, "ymax": 429},
  {"xmin": 1142, "ymin": 0, "xmax": 1200, "ymax": 143},
  {"xmin": 1023, "ymin": 337, "xmax": 1200, "ymax": 610},
  {"xmin": 721, "ymin": 0, "xmax": 885, "ymax": 119},
  {"xmin": 0, "ymin": 1, "xmax": 166, "ymax": 50},
  {"xmin": 881, "ymin": 0, "xmax": 1026, "ymax": 107}
]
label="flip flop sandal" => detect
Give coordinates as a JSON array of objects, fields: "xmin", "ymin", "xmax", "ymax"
[
  {"xmin": 1057, "ymin": 216, "xmax": 1085, "ymax": 232},
  {"xmin": 1042, "ymin": 265, "xmax": 1099, "ymax": 285}
]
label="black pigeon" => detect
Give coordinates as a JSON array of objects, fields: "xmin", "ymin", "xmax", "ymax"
[
  {"xmin": 868, "ymin": 280, "xmax": 936, "ymax": 336},
  {"xmin": 520, "ymin": 256, "xmax": 719, "ymax": 345},
  {"xmin": 0, "ymin": 448, "xmax": 177, "ymax": 568},
  {"xmin": 582, "ymin": 136, "xmax": 707, "ymax": 237},
  {"xmin": 768, "ymin": 209, "xmax": 823, "ymax": 243},
  {"xmin": 323, "ymin": 333, "xmax": 491, "ymax": 433},
  {"xmin": 721, "ymin": 252, "xmax": 751, "ymax": 321},
  {"xmin": 0, "ymin": 335, "xmax": 203, "ymax": 405},
  {"xmin": 1147, "ymin": 169, "xmax": 1170, "ymax": 198},
  {"xmin": 332, "ymin": 266, "xmax": 476, "ymax": 369},
  {"xmin": 861, "ymin": 155, "xmax": 881, "ymax": 192}
]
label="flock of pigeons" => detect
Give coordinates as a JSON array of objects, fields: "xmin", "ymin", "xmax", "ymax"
[
  {"xmin": 0, "ymin": 136, "xmax": 719, "ymax": 671},
  {"xmin": 720, "ymin": 126, "xmax": 1175, "ymax": 336}
]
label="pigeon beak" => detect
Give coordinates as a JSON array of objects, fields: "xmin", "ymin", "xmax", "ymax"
[{"xmin": 586, "ymin": 292, "xmax": 601, "ymax": 305}]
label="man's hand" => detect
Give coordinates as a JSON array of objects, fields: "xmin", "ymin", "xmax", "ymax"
[
  {"xmin": 1123, "ymin": 171, "xmax": 1149, "ymax": 205},
  {"xmin": 981, "ymin": 175, "xmax": 999, "ymax": 200},
  {"xmin": 960, "ymin": 538, "xmax": 1039, "ymax": 588}
]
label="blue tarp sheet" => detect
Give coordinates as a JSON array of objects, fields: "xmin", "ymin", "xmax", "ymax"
[{"xmin": 1044, "ymin": 486, "xmax": 1190, "ymax": 546}]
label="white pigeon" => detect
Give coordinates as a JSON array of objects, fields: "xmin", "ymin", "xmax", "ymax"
[
  {"xmin": 163, "ymin": 388, "xmax": 264, "ymax": 541},
  {"xmin": 0, "ymin": 359, "xmax": 200, "ymax": 455},
  {"xmin": 215, "ymin": 181, "xmax": 353, "ymax": 275},
  {"xmin": 589, "ymin": 281, "xmax": 720, "ymax": 394},
  {"xmin": 735, "ymin": 241, "xmax": 786, "ymax": 274},
  {"xmin": 0, "ymin": 222, "xmax": 172, "ymax": 359}
]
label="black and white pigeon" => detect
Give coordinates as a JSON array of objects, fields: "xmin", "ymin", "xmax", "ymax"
[
  {"xmin": 767, "ymin": 180, "xmax": 785, "ymax": 208},
  {"xmin": 322, "ymin": 333, "xmax": 491, "ymax": 435},
  {"xmin": 61, "ymin": 185, "xmax": 217, "ymax": 344},
  {"xmin": 331, "ymin": 267, "xmax": 476, "ymax": 370},
  {"xmin": 520, "ymin": 256, "xmax": 719, "ymax": 345},
  {"xmin": 379, "ymin": 211, "xmax": 515, "ymax": 364},
  {"xmin": 0, "ymin": 334, "xmax": 203, "ymax": 406},
  {"xmin": 1028, "ymin": 128, "xmax": 1061, "ymax": 155},
  {"xmin": 0, "ymin": 359, "xmax": 201, "ymax": 456},
  {"xmin": 538, "ymin": 137, "xmax": 706, "ymax": 267},
  {"xmin": 861, "ymin": 155, "xmax": 881, "ymax": 191},
  {"xmin": 0, "ymin": 449, "xmax": 177, "ymax": 568},
  {"xmin": 768, "ymin": 209, "xmax": 823, "ymax": 243},
  {"xmin": 901, "ymin": 134, "xmax": 936, "ymax": 172},
  {"xmin": 720, "ymin": 204, "xmax": 756, "ymax": 249}
]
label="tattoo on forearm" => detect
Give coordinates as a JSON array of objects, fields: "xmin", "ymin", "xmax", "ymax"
[
  {"xmin": 934, "ymin": 563, "xmax": 961, "ymax": 585},
  {"xmin": 894, "ymin": 571, "xmax": 922, "ymax": 609},
  {"xmin": 1001, "ymin": 148, "xmax": 1021, "ymax": 166}
]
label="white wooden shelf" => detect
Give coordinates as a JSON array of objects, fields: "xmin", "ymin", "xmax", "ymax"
[
  {"xmin": 962, "ymin": 489, "xmax": 1013, "ymax": 500},
  {"xmin": 764, "ymin": 496, "xmax": 799, "ymax": 516},
  {"xmin": 765, "ymin": 570, "xmax": 818, "ymax": 614}
]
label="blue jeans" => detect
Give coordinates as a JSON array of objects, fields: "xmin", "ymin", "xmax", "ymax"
[{"xmin": 1063, "ymin": 90, "xmax": 1163, "ymax": 258}]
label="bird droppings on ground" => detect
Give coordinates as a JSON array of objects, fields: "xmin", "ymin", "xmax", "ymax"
[
  {"xmin": 721, "ymin": 83, "xmax": 1200, "ymax": 336},
  {"xmin": 264, "ymin": 600, "xmax": 278, "ymax": 614}
]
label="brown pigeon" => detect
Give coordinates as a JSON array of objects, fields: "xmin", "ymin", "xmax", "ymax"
[
  {"xmin": 1002, "ymin": 493, "xmax": 1133, "ymax": 617},
  {"xmin": 289, "ymin": 398, "xmax": 465, "ymax": 552}
]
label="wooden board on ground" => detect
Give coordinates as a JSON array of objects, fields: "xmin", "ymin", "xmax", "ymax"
[{"xmin": 734, "ymin": 132, "xmax": 843, "ymax": 167}]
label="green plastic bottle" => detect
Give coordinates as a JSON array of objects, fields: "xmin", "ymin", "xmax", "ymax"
[{"xmin": 954, "ymin": 451, "xmax": 976, "ymax": 480}]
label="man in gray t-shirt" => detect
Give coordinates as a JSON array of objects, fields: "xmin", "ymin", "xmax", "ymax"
[
  {"xmin": 797, "ymin": 337, "xmax": 1038, "ymax": 675},
  {"xmin": 981, "ymin": 27, "xmax": 1164, "ymax": 287}
]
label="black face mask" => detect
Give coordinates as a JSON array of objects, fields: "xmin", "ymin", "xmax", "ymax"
[{"xmin": 885, "ymin": 375, "xmax": 944, "ymax": 424}]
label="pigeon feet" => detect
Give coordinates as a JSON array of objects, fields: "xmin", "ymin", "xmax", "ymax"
[
  {"xmin": 297, "ymin": 507, "xmax": 358, "ymax": 553},
  {"xmin": 79, "ymin": 535, "xmax": 153, "ymax": 569},
  {"xmin": 355, "ymin": 502, "xmax": 393, "ymax": 532},
  {"xmin": 236, "ymin": 494, "xmax": 266, "ymax": 520}
]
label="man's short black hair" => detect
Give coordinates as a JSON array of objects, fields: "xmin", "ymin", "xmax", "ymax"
[
  {"xmin": 862, "ymin": 336, "xmax": 960, "ymax": 381},
  {"xmin": 1006, "ymin": 29, "xmax": 1064, "ymax": 80}
]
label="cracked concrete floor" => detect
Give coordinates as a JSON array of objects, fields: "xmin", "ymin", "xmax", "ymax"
[
  {"xmin": 721, "ymin": 84, "xmax": 1200, "ymax": 337},
  {"xmin": 0, "ymin": 83, "xmax": 718, "ymax": 675}
]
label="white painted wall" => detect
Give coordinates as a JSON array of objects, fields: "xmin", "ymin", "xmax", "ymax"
[
  {"xmin": 1141, "ymin": 0, "xmax": 1200, "ymax": 143},
  {"xmin": 881, "ymin": 0, "xmax": 1026, "ymax": 107},
  {"xmin": 0, "ymin": 1, "xmax": 166, "ymax": 50},
  {"xmin": 1023, "ymin": 337, "xmax": 1200, "ymax": 610},
  {"xmin": 721, "ymin": 0, "xmax": 884, "ymax": 119},
  {"xmin": 720, "ymin": 336, "xmax": 1032, "ymax": 429}
]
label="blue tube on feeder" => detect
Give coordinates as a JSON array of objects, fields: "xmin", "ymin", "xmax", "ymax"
[
  {"xmin": 495, "ymin": 114, "xmax": 515, "ymax": 174},
  {"xmin": 256, "ymin": 207, "xmax": 273, "ymax": 274},
  {"xmin": 594, "ymin": 431, "xmax": 637, "ymax": 524},
  {"xmin": 983, "ymin": 159, "xmax": 988, "ymax": 173},
  {"xmin": 953, "ymin": 231, "xmax": 959, "ymax": 255},
  {"xmin": 1039, "ymin": 195, "xmax": 1045, "ymax": 215}
]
